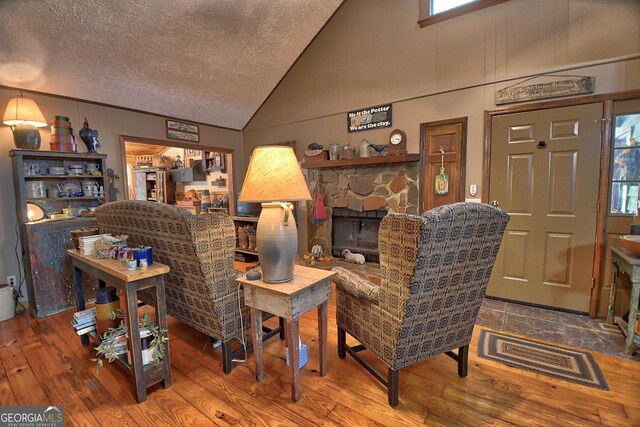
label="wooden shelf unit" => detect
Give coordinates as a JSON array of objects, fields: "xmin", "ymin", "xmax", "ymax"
[
  {"xmin": 9, "ymin": 149, "xmax": 110, "ymax": 317},
  {"xmin": 231, "ymin": 216, "xmax": 259, "ymax": 260}
]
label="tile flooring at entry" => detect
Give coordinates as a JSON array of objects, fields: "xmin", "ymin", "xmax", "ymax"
[{"xmin": 477, "ymin": 298, "xmax": 640, "ymax": 362}]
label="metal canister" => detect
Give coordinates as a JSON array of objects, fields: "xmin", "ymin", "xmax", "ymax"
[{"xmin": 135, "ymin": 246, "xmax": 153, "ymax": 266}]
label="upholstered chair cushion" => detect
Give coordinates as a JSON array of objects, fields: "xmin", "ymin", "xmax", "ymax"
[{"xmin": 333, "ymin": 267, "xmax": 380, "ymax": 303}]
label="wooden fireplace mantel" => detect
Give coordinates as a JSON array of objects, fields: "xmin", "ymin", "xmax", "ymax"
[{"xmin": 301, "ymin": 153, "xmax": 420, "ymax": 169}]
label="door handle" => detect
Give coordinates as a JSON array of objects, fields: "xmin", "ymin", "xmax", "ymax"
[{"xmin": 491, "ymin": 200, "xmax": 499, "ymax": 207}]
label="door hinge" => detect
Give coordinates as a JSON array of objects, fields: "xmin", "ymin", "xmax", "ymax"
[
  {"xmin": 591, "ymin": 277, "xmax": 595, "ymax": 289},
  {"xmin": 599, "ymin": 117, "xmax": 606, "ymax": 132},
  {"xmin": 596, "ymin": 200, "xmax": 600, "ymax": 213}
]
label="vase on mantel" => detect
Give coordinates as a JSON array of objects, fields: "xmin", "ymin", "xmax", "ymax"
[{"xmin": 329, "ymin": 144, "xmax": 340, "ymax": 160}]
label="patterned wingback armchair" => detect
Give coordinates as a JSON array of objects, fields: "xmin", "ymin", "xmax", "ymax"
[
  {"xmin": 333, "ymin": 202, "xmax": 509, "ymax": 406},
  {"xmin": 95, "ymin": 200, "xmax": 244, "ymax": 373}
]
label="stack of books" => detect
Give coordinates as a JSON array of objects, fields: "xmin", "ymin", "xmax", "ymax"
[
  {"xmin": 78, "ymin": 234, "xmax": 111, "ymax": 256},
  {"xmin": 71, "ymin": 308, "xmax": 96, "ymax": 335}
]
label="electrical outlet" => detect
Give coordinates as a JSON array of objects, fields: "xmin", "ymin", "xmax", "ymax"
[{"xmin": 6, "ymin": 276, "xmax": 16, "ymax": 288}]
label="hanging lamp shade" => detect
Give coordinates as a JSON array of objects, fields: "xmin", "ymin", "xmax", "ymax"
[
  {"xmin": 239, "ymin": 146, "xmax": 311, "ymax": 283},
  {"xmin": 3, "ymin": 93, "xmax": 47, "ymax": 150}
]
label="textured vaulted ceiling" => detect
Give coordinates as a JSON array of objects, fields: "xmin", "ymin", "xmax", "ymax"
[{"xmin": 0, "ymin": 0, "xmax": 342, "ymax": 129}]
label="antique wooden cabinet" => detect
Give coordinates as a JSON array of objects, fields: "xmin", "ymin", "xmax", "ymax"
[
  {"xmin": 10, "ymin": 149, "xmax": 109, "ymax": 317},
  {"xmin": 133, "ymin": 167, "xmax": 175, "ymax": 204}
]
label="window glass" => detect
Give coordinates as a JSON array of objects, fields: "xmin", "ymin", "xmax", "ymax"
[
  {"xmin": 432, "ymin": 0, "xmax": 476, "ymax": 14},
  {"xmin": 610, "ymin": 113, "xmax": 640, "ymax": 214}
]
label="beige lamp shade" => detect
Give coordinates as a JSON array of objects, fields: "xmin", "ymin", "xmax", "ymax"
[
  {"xmin": 239, "ymin": 146, "xmax": 311, "ymax": 202},
  {"xmin": 3, "ymin": 95, "xmax": 47, "ymax": 127}
]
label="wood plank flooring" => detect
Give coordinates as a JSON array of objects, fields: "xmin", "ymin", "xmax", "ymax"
[{"xmin": 0, "ymin": 285, "xmax": 638, "ymax": 426}]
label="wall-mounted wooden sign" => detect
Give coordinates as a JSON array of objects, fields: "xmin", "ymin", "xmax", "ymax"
[
  {"xmin": 166, "ymin": 119, "xmax": 200, "ymax": 142},
  {"xmin": 495, "ymin": 77, "xmax": 594, "ymax": 105},
  {"xmin": 348, "ymin": 104, "xmax": 392, "ymax": 133}
]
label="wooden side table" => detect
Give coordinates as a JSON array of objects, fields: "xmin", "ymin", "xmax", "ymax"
[
  {"xmin": 238, "ymin": 265, "xmax": 335, "ymax": 402},
  {"xmin": 68, "ymin": 249, "xmax": 173, "ymax": 402},
  {"xmin": 607, "ymin": 246, "xmax": 640, "ymax": 356}
]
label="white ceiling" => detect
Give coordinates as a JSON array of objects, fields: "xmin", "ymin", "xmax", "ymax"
[{"xmin": 0, "ymin": 0, "xmax": 343, "ymax": 130}]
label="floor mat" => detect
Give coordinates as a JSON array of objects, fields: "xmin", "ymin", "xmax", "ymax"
[{"xmin": 477, "ymin": 330, "xmax": 609, "ymax": 390}]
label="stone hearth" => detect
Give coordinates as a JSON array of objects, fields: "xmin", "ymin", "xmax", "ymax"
[{"xmin": 305, "ymin": 162, "xmax": 419, "ymax": 256}]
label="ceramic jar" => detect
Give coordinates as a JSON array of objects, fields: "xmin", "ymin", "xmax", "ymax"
[
  {"xmin": 82, "ymin": 181, "xmax": 95, "ymax": 196},
  {"xmin": 26, "ymin": 181, "xmax": 46, "ymax": 198},
  {"xmin": 95, "ymin": 287, "xmax": 120, "ymax": 338},
  {"xmin": 341, "ymin": 144, "xmax": 356, "ymax": 160},
  {"xmin": 85, "ymin": 163, "xmax": 100, "ymax": 173},
  {"xmin": 62, "ymin": 207, "xmax": 80, "ymax": 217},
  {"xmin": 48, "ymin": 166, "xmax": 65, "ymax": 175},
  {"xmin": 66, "ymin": 164, "xmax": 83, "ymax": 175},
  {"xmin": 359, "ymin": 139, "xmax": 370, "ymax": 158},
  {"xmin": 24, "ymin": 163, "xmax": 40, "ymax": 176}
]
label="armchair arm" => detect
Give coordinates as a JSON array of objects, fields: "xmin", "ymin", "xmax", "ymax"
[{"xmin": 332, "ymin": 267, "xmax": 380, "ymax": 304}]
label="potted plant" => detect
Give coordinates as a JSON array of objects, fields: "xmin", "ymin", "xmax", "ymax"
[{"xmin": 92, "ymin": 309, "xmax": 168, "ymax": 373}]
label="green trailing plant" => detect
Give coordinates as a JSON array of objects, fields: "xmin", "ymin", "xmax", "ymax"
[{"xmin": 92, "ymin": 309, "xmax": 168, "ymax": 373}]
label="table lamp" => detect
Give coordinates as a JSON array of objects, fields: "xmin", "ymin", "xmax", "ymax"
[
  {"xmin": 26, "ymin": 202, "xmax": 44, "ymax": 222},
  {"xmin": 238, "ymin": 146, "xmax": 311, "ymax": 283},
  {"xmin": 3, "ymin": 92, "xmax": 47, "ymax": 150}
]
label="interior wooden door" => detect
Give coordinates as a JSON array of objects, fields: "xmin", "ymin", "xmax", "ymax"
[
  {"xmin": 487, "ymin": 103, "xmax": 602, "ymax": 312},
  {"xmin": 420, "ymin": 117, "xmax": 467, "ymax": 212}
]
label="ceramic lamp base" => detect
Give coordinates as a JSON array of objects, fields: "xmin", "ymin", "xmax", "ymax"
[
  {"xmin": 256, "ymin": 202, "xmax": 297, "ymax": 283},
  {"xmin": 12, "ymin": 124, "xmax": 41, "ymax": 149}
]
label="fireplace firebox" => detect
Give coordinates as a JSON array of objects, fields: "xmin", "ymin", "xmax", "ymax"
[{"xmin": 331, "ymin": 208, "xmax": 387, "ymax": 263}]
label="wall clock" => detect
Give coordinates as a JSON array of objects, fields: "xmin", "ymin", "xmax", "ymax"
[{"xmin": 388, "ymin": 129, "xmax": 407, "ymax": 155}]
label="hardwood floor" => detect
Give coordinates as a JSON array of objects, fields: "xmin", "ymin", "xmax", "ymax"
[{"xmin": 0, "ymin": 285, "xmax": 638, "ymax": 426}]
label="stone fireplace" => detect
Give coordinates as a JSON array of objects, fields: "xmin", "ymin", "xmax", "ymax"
[{"xmin": 305, "ymin": 162, "xmax": 419, "ymax": 259}]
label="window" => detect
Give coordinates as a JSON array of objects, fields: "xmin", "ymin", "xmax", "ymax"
[
  {"xmin": 419, "ymin": 0, "xmax": 509, "ymax": 27},
  {"xmin": 610, "ymin": 113, "xmax": 640, "ymax": 215},
  {"xmin": 432, "ymin": 0, "xmax": 475, "ymax": 15}
]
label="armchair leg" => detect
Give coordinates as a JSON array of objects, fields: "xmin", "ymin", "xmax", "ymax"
[
  {"xmin": 388, "ymin": 368, "xmax": 399, "ymax": 407},
  {"xmin": 222, "ymin": 340, "xmax": 233, "ymax": 374},
  {"xmin": 458, "ymin": 344, "xmax": 469, "ymax": 377},
  {"xmin": 337, "ymin": 326, "xmax": 346, "ymax": 359}
]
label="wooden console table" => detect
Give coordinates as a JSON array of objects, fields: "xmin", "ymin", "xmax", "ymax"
[
  {"xmin": 68, "ymin": 249, "xmax": 172, "ymax": 402},
  {"xmin": 238, "ymin": 265, "xmax": 335, "ymax": 402},
  {"xmin": 607, "ymin": 246, "xmax": 640, "ymax": 356}
]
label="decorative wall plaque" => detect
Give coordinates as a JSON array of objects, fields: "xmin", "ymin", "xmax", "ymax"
[
  {"xmin": 348, "ymin": 104, "xmax": 392, "ymax": 133},
  {"xmin": 496, "ymin": 77, "xmax": 594, "ymax": 105},
  {"xmin": 166, "ymin": 119, "xmax": 200, "ymax": 142}
]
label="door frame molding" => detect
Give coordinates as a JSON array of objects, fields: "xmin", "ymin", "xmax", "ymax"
[
  {"xmin": 119, "ymin": 135, "xmax": 235, "ymax": 208},
  {"xmin": 482, "ymin": 89, "xmax": 640, "ymax": 316}
]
